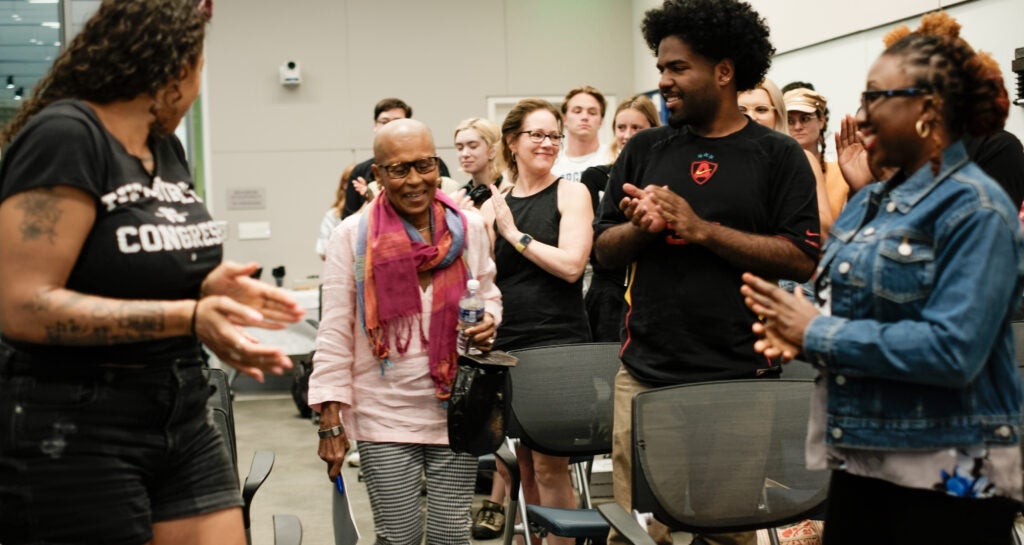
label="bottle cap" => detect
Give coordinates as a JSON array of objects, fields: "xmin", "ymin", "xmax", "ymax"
[{"xmin": 467, "ymin": 279, "xmax": 480, "ymax": 291}]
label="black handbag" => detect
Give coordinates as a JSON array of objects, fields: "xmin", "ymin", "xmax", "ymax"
[{"xmin": 447, "ymin": 351, "xmax": 517, "ymax": 455}]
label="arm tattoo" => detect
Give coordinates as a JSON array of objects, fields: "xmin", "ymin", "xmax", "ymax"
[
  {"xmin": 16, "ymin": 188, "xmax": 62, "ymax": 244},
  {"xmin": 27, "ymin": 292, "xmax": 167, "ymax": 345}
]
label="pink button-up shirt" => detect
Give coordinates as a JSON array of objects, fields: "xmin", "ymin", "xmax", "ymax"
[{"xmin": 308, "ymin": 210, "xmax": 502, "ymax": 445}]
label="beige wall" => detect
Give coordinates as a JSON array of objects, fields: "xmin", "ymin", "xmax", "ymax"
[
  {"xmin": 631, "ymin": 0, "xmax": 1024, "ymax": 162},
  {"xmin": 204, "ymin": 0, "xmax": 634, "ymax": 288},
  {"xmin": 207, "ymin": 0, "xmax": 1024, "ymax": 289}
]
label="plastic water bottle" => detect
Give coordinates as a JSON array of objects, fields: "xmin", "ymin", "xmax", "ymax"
[{"xmin": 457, "ymin": 279, "xmax": 484, "ymax": 355}]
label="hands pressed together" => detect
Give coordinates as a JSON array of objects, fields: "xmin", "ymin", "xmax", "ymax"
[
  {"xmin": 195, "ymin": 260, "xmax": 305, "ymax": 382},
  {"xmin": 619, "ymin": 182, "xmax": 708, "ymax": 243}
]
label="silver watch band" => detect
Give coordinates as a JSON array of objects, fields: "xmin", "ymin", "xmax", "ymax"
[{"xmin": 317, "ymin": 424, "xmax": 344, "ymax": 439}]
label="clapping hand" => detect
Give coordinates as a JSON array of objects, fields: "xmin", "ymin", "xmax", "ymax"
[
  {"xmin": 620, "ymin": 183, "xmax": 667, "ymax": 233},
  {"xmin": 488, "ymin": 184, "xmax": 519, "ymax": 240},
  {"xmin": 835, "ymin": 114, "xmax": 875, "ymax": 193},
  {"xmin": 740, "ymin": 273, "xmax": 819, "ymax": 363}
]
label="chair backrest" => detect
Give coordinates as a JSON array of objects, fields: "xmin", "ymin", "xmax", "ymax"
[
  {"xmin": 631, "ymin": 379, "xmax": 828, "ymax": 534},
  {"xmin": 506, "ymin": 342, "xmax": 621, "ymax": 457},
  {"xmin": 206, "ymin": 367, "xmax": 239, "ymax": 467},
  {"xmin": 1012, "ymin": 320, "xmax": 1024, "ymax": 367}
]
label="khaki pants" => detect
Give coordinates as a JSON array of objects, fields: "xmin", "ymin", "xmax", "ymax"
[{"xmin": 607, "ymin": 367, "xmax": 756, "ymax": 545}]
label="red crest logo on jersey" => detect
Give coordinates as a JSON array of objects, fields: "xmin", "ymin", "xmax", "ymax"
[{"xmin": 690, "ymin": 153, "xmax": 718, "ymax": 185}]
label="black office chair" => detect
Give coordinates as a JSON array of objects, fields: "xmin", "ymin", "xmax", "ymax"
[
  {"xmin": 599, "ymin": 379, "xmax": 828, "ymax": 545},
  {"xmin": 206, "ymin": 368, "xmax": 303, "ymax": 545},
  {"xmin": 494, "ymin": 342, "xmax": 621, "ymax": 545}
]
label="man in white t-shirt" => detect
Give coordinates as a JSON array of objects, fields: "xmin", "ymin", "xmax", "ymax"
[{"xmin": 552, "ymin": 85, "xmax": 611, "ymax": 183}]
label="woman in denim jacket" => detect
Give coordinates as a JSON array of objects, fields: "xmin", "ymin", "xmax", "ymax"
[{"xmin": 741, "ymin": 14, "xmax": 1023, "ymax": 545}]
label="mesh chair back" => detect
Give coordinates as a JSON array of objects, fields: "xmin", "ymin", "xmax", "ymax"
[
  {"xmin": 632, "ymin": 379, "xmax": 827, "ymax": 534},
  {"xmin": 507, "ymin": 343, "xmax": 621, "ymax": 457},
  {"xmin": 1013, "ymin": 321, "xmax": 1024, "ymax": 367},
  {"xmin": 206, "ymin": 367, "xmax": 238, "ymax": 466}
]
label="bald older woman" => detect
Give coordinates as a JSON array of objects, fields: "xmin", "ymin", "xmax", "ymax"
[{"xmin": 310, "ymin": 119, "xmax": 502, "ymax": 545}]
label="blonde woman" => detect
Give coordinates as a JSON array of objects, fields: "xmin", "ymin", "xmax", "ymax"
[
  {"xmin": 740, "ymin": 78, "xmax": 834, "ymax": 238},
  {"xmin": 453, "ymin": 117, "xmax": 509, "ymax": 209}
]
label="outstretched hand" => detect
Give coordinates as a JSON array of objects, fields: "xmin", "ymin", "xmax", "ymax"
[
  {"xmin": 193, "ymin": 295, "xmax": 294, "ymax": 382},
  {"xmin": 201, "ymin": 261, "xmax": 305, "ymax": 328}
]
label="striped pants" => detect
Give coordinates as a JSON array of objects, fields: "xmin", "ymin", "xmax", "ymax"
[{"xmin": 359, "ymin": 442, "xmax": 477, "ymax": 545}]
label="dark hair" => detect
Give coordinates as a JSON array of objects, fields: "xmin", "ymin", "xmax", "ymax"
[
  {"xmin": 561, "ymin": 85, "xmax": 608, "ymax": 118},
  {"xmin": 641, "ymin": 0, "xmax": 774, "ymax": 92},
  {"xmin": 333, "ymin": 163, "xmax": 356, "ymax": 214},
  {"xmin": 500, "ymin": 98, "xmax": 562, "ymax": 183},
  {"xmin": 374, "ymin": 98, "xmax": 412, "ymax": 120},
  {"xmin": 1, "ymin": 0, "xmax": 209, "ymax": 146},
  {"xmin": 884, "ymin": 32, "xmax": 1008, "ymax": 139},
  {"xmin": 782, "ymin": 81, "xmax": 815, "ymax": 93},
  {"xmin": 881, "ymin": 12, "xmax": 1008, "ymax": 141}
]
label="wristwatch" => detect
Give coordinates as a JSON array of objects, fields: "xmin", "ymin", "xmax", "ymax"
[
  {"xmin": 514, "ymin": 233, "xmax": 533, "ymax": 253},
  {"xmin": 317, "ymin": 424, "xmax": 345, "ymax": 439}
]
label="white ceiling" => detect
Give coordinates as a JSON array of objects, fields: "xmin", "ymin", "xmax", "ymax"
[
  {"xmin": 0, "ymin": 0, "xmax": 61, "ymax": 106},
  {"xmin": 0, "ymin": 0, "xmax": 100, "ymax": 108}
]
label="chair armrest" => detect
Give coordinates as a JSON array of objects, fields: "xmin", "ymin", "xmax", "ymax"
[
  {"xmin": 597, "ymin": 503, "xmax": 657, "ymax": 545},
  {"xmin": 242, "ymin": 450, "xmax": 276, "ymax": 528},
  {"xmin": 273, "ymin": 514, "xmax": 303, "ymax": 545}
]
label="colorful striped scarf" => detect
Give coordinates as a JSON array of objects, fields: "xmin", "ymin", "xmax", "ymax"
[{"xmin": 355, "ymin": 190, "xmax": 469, "ymax": 400}]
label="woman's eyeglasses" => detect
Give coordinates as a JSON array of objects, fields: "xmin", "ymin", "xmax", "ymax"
[
  {"xmin": 860, "ymin": 87, "xmax": 931, "ymax": 111},
  {"xmin": 518, "ymin": 131, "xmax": 564, "ymax": 145},
  {"xmin": 787, "ymin": 113, "xmax": 819, "ymax": 126},
  {"xmin": 380, "ymin": 157, "xmax": 441, "ymax": 179}
]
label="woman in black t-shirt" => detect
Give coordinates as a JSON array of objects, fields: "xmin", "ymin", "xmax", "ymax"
[{"xmin": 0, "ymin": 2, "xmax": 303, "ymax": 544}]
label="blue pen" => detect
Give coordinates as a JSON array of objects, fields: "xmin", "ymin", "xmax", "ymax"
[{"xmin": 335, "ymin": 474, "xmax": 345, "ymax": 494}]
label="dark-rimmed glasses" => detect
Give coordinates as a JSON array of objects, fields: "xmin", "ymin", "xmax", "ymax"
[
  {"xmin": 379, "ymin": 157, "xmax": 441, "ymax": 179},
  {"xmin": 860, "ymin": 87, "xmax": 931, "ymax": 111},
  {"xmin": 518, "ymin": 130, "xmax": 564, "ymax": 145}
]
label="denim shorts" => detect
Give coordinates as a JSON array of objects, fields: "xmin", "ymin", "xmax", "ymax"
[{"xmin": 0, "ymin": 350, "xmax": 243, "ymax": 545}]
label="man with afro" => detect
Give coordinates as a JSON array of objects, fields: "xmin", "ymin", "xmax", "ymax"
[{"xmin": 594, "ymin": 1, "xmax": 821, "ymax": 544}]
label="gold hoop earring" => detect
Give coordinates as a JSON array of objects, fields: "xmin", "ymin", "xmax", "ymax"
[{"xmin": 915, "ymin": 119, "xmax": 931, "ymax": 139}]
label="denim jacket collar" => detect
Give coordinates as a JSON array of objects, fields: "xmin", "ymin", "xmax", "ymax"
[{"xmin": 879, "ymin": 140, "xmax": 971, "ymax": 214}]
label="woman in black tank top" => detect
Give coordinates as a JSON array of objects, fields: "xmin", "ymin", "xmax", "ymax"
[{"xmin": 480, "ymin": 99, "xmax": 593, "ymax": 545}]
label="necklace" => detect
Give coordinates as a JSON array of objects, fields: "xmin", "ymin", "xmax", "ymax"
[{"xmin": 417, "ymin": 226, "xmax": 430, "ymax": 232}]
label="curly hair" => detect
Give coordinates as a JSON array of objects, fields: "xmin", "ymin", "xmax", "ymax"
[
  {"xmin": 641, "ymin": 0, "xmax": 774, "ymax": 92},
  {"xmin": 500, "ymin": 99, "xmax": 563, "ymax": 183},
  {"xmin": 883, "ymin": 11, "xmax": 1008, "ymax": 139},
  {"xmin": 1, "ymin": 0, "xmax": 208, "ymax": 146}
]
